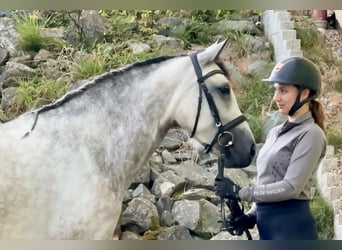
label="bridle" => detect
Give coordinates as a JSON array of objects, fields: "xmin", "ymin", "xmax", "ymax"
[
  {"xmin": 189, "ymin": 52, "xmax": 253, "ymax": 240},
  {"xmin": 189, "ymin": 52, "xmax": 246, "ymax": 154}
]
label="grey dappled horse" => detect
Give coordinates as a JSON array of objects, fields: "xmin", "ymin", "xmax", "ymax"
[{"xmin": 0, "ymin": 40, "xmax": 255, "ymax": 239}]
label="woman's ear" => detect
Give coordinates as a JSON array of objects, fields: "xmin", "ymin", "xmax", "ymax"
[{"xmin": 300, "ymin": 88, "xmax": 310, "ymax": 101}]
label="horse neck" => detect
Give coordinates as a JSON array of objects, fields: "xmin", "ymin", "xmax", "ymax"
[
  {"xmin": 51, "ymin": 59, "xmax": 187, "ymax": 184},
  {"xmin": 101, "ymin": 63, "xmax": 187, "ymax": 183}
]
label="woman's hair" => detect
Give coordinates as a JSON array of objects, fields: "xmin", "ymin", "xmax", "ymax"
[{"xmin": 310, "ymin": 99, "xmax": 326, "ymax": 134}]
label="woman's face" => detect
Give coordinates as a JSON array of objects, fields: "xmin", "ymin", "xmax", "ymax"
[{"xmin": 272, "ymin": 83, "xmax": 299, "ymax": 115}]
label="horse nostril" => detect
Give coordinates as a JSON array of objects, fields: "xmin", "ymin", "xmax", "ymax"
[{"xmin": 250, "ymin": 144, "xmax": 256, "ymax": 157}]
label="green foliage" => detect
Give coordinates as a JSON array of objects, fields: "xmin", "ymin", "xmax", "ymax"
[
  {"xmin": 13, "ymin": 13, "xmax": 48, "ymax": 52},
  {"xmin": 162, "ymin": 10, "xmax": 259, "ymax": 22},
  {"xmin": 0, "ymin": 109, "xmax": 11, "ymax": 122},
  {"xmin": 140, "ymin": 216, "xmax": 164, "ymax": 240},
  {"xmin": 101, "ymin": 10, "xmax": 159, "ymax": 44},
  {"xmin": 172, "ymin": 20, "xmax": 215, "ymax": 46},
  {"xmin": 226, "ymin": 30, "xmax": 252, "ymax": 57},
  {"xmin": 15, "ymin": 77, "xmax": 67, "ymax": 113},
  {"xmin": 107, "ymin": 47, "xmax": 157, "ymax": 69},
  {"xmin": 333, "ymin": 79, "xmax": 342, "ymax": 93},
  {"xmin": 310, "ymin": 193, "xmax": 334, "ymax": 239},
  {"xmin": 183, "ymin": 10, "xmax": 233, "ymax": 22},
  {"xmin": 295, "ymin": 23, "xmax": 334, "ymax": 65},
  {"xmin": 13, "ymin": 12, "xmax": 64, "ymax": 52},
  {"xmin": 296, "ymin": 26, "xmax": 319, "ymax": 50},
  {"xmin": 245, "ymin": 114, "xmax": 265, "ymax": 144},
  {"xmin": 103, "ymin": 13, "xmax": 137, "ymax": 43},
  {"xmin": 71, "ymin": 53, "xmax": 107, "ymax": 81},
  {"xmin": 238, "ymin": 79, "xmax": 274, "ymax": 116},
  {"xmin": 327, "ymin": 129, "xmax": 342, "ymax": 150},
  {"xmin": 237, "ymin": 67, "xmax": 275, "ymax": 143},
  {"xmin": 234, "ymin": 10, "xmax": 264, "ymax": 17},
  {"xmin": 70, "ymin": 42, "xmax": 158, "ymax": 81},
  {"xmin": 39, "ymin": 10, "xmax": 71, "ymax": 28}
]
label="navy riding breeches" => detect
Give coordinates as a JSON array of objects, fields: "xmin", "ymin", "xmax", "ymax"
[{"xmin": 256, "ymin": 199, "xmax": 318, "ymax": 240}]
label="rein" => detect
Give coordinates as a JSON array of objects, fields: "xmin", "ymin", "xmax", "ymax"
[{"xmin": 189, "ymin": 52, "xmax": 252, "ymax": 240}]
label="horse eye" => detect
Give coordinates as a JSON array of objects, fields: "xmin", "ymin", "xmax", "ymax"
[{"xmin": 218, "ymin": 87, "xmax": 230, "ymax": 95}]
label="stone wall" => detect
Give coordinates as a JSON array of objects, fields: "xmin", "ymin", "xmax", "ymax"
[
  {"xmin": 262, "ymin": 10, "xmax": 303, "ymax": 62},
  {"xmin": 317, "ymin": 146, "xmax": 342, "ymax": 240}
]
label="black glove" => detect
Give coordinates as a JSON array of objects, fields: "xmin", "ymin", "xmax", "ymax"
[
  {"xmin": 225, "ymin": 213, "xmax": 256, "ymax": 236},
  {"xmin": 214, "ymin": 176, "xmax": 241, "ymax": 200},
  {"xmin": 231, "ymin": 213, "xmax": 256, "ymax": 230}
]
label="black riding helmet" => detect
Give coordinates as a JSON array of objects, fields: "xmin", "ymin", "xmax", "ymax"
[{"xmin": 262, "ymin": 57, "xmax": 321, "ymax": 116}]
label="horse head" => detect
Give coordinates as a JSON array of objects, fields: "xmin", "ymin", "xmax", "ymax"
[{"xmin": 174, "ymin": 40, "xmax": 256, "ymax": 168}]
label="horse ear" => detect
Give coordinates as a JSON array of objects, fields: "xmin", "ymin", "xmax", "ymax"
[{"xmin": 196, "ymin": 39, "xmax": 228, "ymax": 65}]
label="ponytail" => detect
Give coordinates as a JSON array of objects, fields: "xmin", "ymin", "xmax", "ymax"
[{"xmin": 310, "ymin": 100, "xmax": 326, "ymax": 134}]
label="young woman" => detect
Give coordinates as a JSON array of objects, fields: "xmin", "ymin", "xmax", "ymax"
[{"xmin": 215, "ymin": 57, "xmax": 327, "ymax": 240}]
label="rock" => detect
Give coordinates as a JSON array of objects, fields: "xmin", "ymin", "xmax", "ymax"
[{"xmin": 157, "ymin": 225, "xmax": 193, "ymax": 240}]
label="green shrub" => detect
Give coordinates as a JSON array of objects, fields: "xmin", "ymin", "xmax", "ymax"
[
  {"xmin": 333, "ymin": 79, "xmax": 342, "ymax": 93},
  {"xmin": 107, "ymin": 48, "xmax": 157, "ymax": 69},
  {"xmin": 15, "ymin": 77, "xmax": 67, "ymax": 113},
  {"xmin": 172, "ymin": 20, "xmax": 216, "ymax": 47},
  {"xmin": 245, "ymin": 114, "xmax": 265, "ymax": 143},
  {"xmin": 238, "ymin": 80, "xmax": 274, "ymax": 116},
  {"xmin": 13, "ymin": 13, "xmax": 64, "ymax": 52},
  {"xmin": 310, "ymin": 193, "xmax": 334, "ymax": 239},
  {"xmin": 296, "ymin": 26, "xmax": 319, "ymax": 50},
  {"xmin": 39, "ymin": 10, "xmax": 71, "ymax": 28},
  {"xmin": 296, "ymin": 23, "xmax": 334, "ymax": 65},
  {"xmin": 13, "ymin": 13, "xmax": 48, "ymax": 52},
  {"xmin": 104, "ymin": 14, "xmax": 137, "ymax": 43},
  {"xmin": 327, "ymin": 129, "xmax": 342, "ymax": 151},
  {"xmin": 226, "ymin": 30, "xmax": 252, "ymax": 57},
  {"xmin": 71, "ymin": 53, "xmax": 107, "ymax": 81},
  {"xmin": 236, "ymin": 66, "xmax": 275, "ymax": 143}
]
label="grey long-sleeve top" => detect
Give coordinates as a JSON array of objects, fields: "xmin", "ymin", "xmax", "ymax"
[{"xmin": 239, "ymin": 112, "xmax": 326, "ymax": 203}]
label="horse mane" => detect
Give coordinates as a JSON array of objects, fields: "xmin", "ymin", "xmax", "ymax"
[
  {"xmin": 22, "ymin": 53, "xmax": 231, "ymax": 138},
  {"xmin": 22, "ymin": 55, "xmax": 184, "ymax": 137},
  {"xmin": 41, "ymin": 55, "xmax": 182, "ymax": 113}
]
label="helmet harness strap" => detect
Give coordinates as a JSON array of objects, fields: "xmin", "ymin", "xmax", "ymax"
[{"xmin": 288, "ymin": 87, "xmax": 317, "ymax": 116}]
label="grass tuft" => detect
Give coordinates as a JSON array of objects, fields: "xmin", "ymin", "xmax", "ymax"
[
  {"xmin": 327, "ymin": 129, "xmax": 342, "ymax": 151},
  {"xmin": 310, "ymin": 193, "xmax": 334, "ymax": 239},
  {"xmin": 15, "ymin": 77, "xmax": 67, "ymax": 114},
  {"xmin": 13, "ymin": 12, "xmax": 64, "ymax": 52}
]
